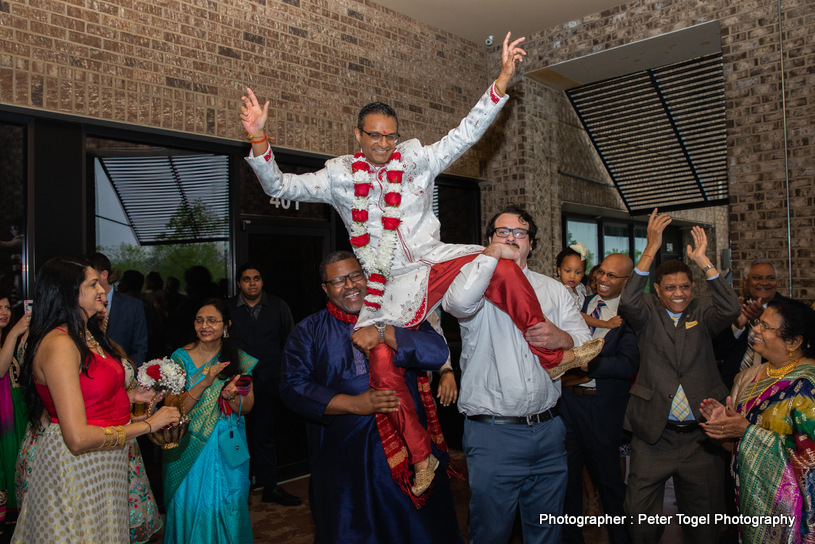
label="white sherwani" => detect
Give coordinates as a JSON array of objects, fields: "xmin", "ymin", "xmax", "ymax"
[{"xmin": 246, "ymin": 84, "xmax": 509, "ymax": 329}]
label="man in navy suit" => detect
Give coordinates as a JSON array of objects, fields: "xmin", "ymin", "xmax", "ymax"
[
  {"xmin": 560, "ymin": 253, "xmax": 638, "ymax": 544},
  {"xmin": 85, "ymin": 252, "xmax": 148, "ymax": 366}
]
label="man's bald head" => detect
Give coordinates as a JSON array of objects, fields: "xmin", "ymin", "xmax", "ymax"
[{"xmin": 595, "ymin": 253, "xmax": 634, "ymax": 300}]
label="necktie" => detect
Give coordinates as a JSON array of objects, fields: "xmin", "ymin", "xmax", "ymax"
[
  {"xmin": 739, "ymin": 328, "xmax": 758, "ymax": 372},
  {"xmin": 670, "ymin": 384, "xmax": 691, "ymax": 420},
  {"xmin": 589, "ymin": 300, "xmax": 606, "ymax": 335}
]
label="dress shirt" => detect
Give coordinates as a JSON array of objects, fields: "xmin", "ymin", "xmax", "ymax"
[{"xmin": 442, "ymin": 254, "xmax": 592, "ymax": 417}]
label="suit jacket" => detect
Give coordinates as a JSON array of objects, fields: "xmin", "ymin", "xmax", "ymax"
[
  {"xmin": 580, "ymin": 295, "xmax": 640, "ymax": 403},
  {"xmin": 107, "ymin": 290, "xmax": 148, "ymax": 366},
  {"xmin": 228, "ymin": 292, "xmax": 293, "ymax": 386},
  {"xmin": 713, "ymin": 291, "xmax": 792, "ymax": 389},
  {"xmin": 619, "ymin": 272, "xmax": 740, "ymax": 444}
]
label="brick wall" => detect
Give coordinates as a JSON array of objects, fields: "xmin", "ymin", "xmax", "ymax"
[
  {"xmin": 0, "ymin": 0, "xmax": 491, "ymax": 175},
  {"xmin": 1, "ymin": 0, "xmax": 812, "ymax": 299},
  {"xmin": 481, "ymin": 0, "xmax": 814, "ymax": 300}
]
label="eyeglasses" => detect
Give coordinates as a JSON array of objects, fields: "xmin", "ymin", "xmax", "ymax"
[
  {"xmin": 359, "ymin": 129, "xmax": 400, "ymax": 144},
  {"xmin": 195, "ymin": 317, "xmax": 224, "ymax": 326},
  {"xmin": 492, "ymin": 227, "xmax": 529, "ymax": 239},
  {"xmin": 323, "ymin": 270, "xmax": 366, "ymax": 289},
  {"xmin": 596, "ymin": 270, "xmax": 629, "ymax": 281},
  {"xmin": 751, "ymin": 318, "xmax": 779, "ymax": 332},
  {"xmin": 659, "ymin": 283, "xmax": 692, "ymax": 293}
]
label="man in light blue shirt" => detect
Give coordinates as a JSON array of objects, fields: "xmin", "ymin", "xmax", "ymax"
[{"xmin": 442, "ymin": 205, "xmax": 591, "ymax": 544}]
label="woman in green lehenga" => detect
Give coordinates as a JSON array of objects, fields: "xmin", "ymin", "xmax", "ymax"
[
  {"xmin": 701, "ymin": 298, "xmax": 815, "ymax": 544},
  {"xmin": 162, "ymin": 298, "xmax": 256, "ymax": 544},
  {"xmin": 0, "ymin": 293, "xmax": 29, "ymax": 530}
]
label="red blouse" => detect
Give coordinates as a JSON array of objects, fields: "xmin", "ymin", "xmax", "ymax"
[{"xmin": 37, "ymin": 344, "xmax": 131, "ymax": 427}]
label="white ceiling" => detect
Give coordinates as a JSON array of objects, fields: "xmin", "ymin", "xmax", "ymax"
[{"xmin": 372, "ymin": 0, "xmax": 631, "ymax": 45}]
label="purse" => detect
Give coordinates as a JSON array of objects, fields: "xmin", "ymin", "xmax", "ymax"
[{"xmin": 218, "ymin": 396, "xmax": 250, "ymax": 468}]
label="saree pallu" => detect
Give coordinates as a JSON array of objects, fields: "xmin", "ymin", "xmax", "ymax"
[
  {"xmin": 162, "ymin": 349, "xmax": 256, "ymax": 544},
  {"xmin": 0, "ymin": 352, "xmax": 28, "ymax": 513},
  {"xmin": 732, "ymin": 363, "xmax": 815, "ymax": 544},
  {"xmin": 11, "ymin": 420, "xmax": 129, "ymax": 543}
]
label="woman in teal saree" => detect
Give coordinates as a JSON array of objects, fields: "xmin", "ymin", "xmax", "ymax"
[
  {"xmin": 701, "ymin": 299, "xmax": 815, "ymax": 544},
  {"xmin": 162, "ymin": 298, "xmax": 256, "ymax": 543}
]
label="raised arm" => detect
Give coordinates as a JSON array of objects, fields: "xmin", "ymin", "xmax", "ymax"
[
  {"xmin": 240, "ymin": 87, "xmax": 272, "ymax": 158},
  {"xmin": 0, "ymin": 315, "xmax": 29, "ymax": 377},
  {"xmin": 494, "ymin": 32, "xmax": 526, "ymax": 96},
  {"xmin": 635, "ymin": 208, "xmax": 671, "ymax": 273}
]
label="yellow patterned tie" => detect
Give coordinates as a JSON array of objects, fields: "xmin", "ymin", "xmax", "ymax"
[{"xmin": 670, "ymin": 384, "xmax": 691, "ymax": 420}]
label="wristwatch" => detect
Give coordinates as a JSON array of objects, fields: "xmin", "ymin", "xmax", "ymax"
[
  {"xmin": 702, "ymin": 263, "xmax": 715, "ymax": 273},
  {"xmin": 375, "ymin": 322, "xmax": 386, "ymax": 344}
]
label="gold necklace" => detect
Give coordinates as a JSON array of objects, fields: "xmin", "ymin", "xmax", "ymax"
[
  {"xmin": 85, "ymin": 329, "xmax": 107, "ymax": 358},
  {"xmin": 765, "ymin": 357, "xmax": 800, "ymax": 378},
  {"xmin": 742, "ymin": 358, "xmax": 800, "ymax": 413}
]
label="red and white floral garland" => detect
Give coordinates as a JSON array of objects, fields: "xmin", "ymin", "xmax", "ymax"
[{"xmin": 348, "ymin": 151, "xmax": 404, "ymax": 311}]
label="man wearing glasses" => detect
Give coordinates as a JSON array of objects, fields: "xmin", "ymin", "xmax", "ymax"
[
  {"xmin": 442, "ymin": 205, "xmax": 592, "ymax": 544},
  {"xmin": 280, "ymin": 251, "xmax": 463, "ymax": 543},
  {"xmin": 619, "ymin": 210, "xmax": 740, "ymax": 544},
  {"xmin": 240, "ymin": 33, "xmax": 600, "ymax": 379},
  {"xmin": 560, "ymin": 253, "xmax": 638, "ymax": 544}
]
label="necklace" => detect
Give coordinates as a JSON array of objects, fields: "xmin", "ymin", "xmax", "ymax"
[
  {"xmin": 349, "ymin": 151, "xmax": 404, "ymax": 311},
  {"xmin": 765, "ymin": 357, "xmax": 800, "ymax": 378},
  {"xmin": 198, "ymin": 342, "xmax": 220, "ymax": 363},
  {"xmin": 85, "ymin": 329, "xmax": 107, "ymax": 358}
]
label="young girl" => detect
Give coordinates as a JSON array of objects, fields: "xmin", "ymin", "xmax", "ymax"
[
  {"xmin": 556, "ymin": 243, "xmax": 589, "ymax": 309},
  {"xmin": 556, "ymin": 244, "xmax": 621, "ymax": 332}
]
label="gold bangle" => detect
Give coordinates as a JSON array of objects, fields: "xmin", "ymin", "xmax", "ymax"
[
  {"xmin": 115, "ymin": 425, "xmax": 126, "ymax": 447},
  {"xmin": 102, "ymin": 426, "xmax": 115, "ymax": 448},
  {"xmin": 145, "ymin": 420, "xmax": 153, "ymax": 434},
  {"xmin": 187, "ymin": 390, "xmax": 201, "ymax": 402}
]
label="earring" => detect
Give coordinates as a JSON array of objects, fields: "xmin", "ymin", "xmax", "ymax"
[
  {"xmin": 223, "ymin": 329, "xmax": 230, "ymax": 338},
  {"xmin": 788, "ymin": 347, "xmax": 794, "ymax": 359}
]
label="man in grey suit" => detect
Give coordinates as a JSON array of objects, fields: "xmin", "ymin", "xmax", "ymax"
[{"xmin": 619, "ymin": 210, "xmax": 740, "ymax": 544}]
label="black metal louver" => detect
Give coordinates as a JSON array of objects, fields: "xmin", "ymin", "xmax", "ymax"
[
  {"xmin": 98, "ymin": 154, "xmax": 230, "ymax": 245},
  {"xmin": 566, "ymin": 53, "xmax": 728, "ymax": 214}
]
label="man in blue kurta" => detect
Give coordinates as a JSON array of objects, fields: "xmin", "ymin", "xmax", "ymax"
[{"xmin": 280, "ymin": 251, "xmax": 463, "ymax": 544}]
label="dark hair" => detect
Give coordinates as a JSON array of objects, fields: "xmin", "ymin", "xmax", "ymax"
[
  {"xmin": 194, "ymin": 298, "xmax": 240, "ymax": 380},
  {"xmin": 236, "ymin": 262, "xmax": 264, "ymax": 283},
  {"xmin": 486, "ymin": 205, "xmax": 538, "ymax": 255},
  {"xmin": 555, "ymin": 247, "xmax": 585, "ymax": 270},
  {"xmin": 21, "ymin": 257, "xmax": 116, "ymax": 425},
  {"xmin": 83, "ymin": 251, "xmax": 112, "ymax": 274},
  {"xmin": 144, "ymin": 271, "xmax": 164, "ymax": 291},
  {"xmin": 119, "ymin": 270, "xmax": 144, "ymax": 293},
  {"xmin": 357, "ymin": 102, "xmax": 398, "ymax": 132},
  {"xmin": 655, "ymin": 259, "xmax": 693, "ymax": 285},
  {"xmin": 766, "ymin": 299, "xmax": 815, "ymax": 358},
  {"xmin": 319, "ymin": 250, "xmax": 358, "ymax": 282},
  {"xmin": 588, "ymin": 264, "xmax": 601, "ymax": 278},
  {"xmin": 0, "ymin": 289, "xmax": 12, "ymax": 345}
]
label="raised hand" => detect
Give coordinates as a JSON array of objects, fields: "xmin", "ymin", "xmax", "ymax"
[
  {"xmin": 645, "ymin": 208, "xmax": 671, "ymax": 252},
  {"xmin": 495, "ymin": 32, "xmax": 526, "ymax": 93},
  {"xmin": 686, "ymin": 225, "xmax": 710, "ymax": 267},
  {"xmin": 240, "ymin": 87, "xmax": 269, "ymax": 136}
]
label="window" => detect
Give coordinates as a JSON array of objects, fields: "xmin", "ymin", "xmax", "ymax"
[{"xmin": 0, "ymin": 122, "xmax": 26, "ymax": 305}]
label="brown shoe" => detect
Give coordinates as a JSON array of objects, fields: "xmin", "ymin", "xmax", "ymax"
[
  {"xmin": 546, "ymin": 338, "xmax": 604, "ymax": 381},
  {"xmin": 411, "ymin": 454, "xmax": 440, "ymax": 497}
]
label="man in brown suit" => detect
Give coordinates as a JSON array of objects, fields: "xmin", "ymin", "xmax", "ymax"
[{"xmin": 619, "ymin": 210, "xmax": 740, "ymax": 544}]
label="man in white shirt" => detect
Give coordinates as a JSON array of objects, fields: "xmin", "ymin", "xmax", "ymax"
[{"xmin": 442, "ymin": 205, "xmax": 592, "ymax": 544}]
